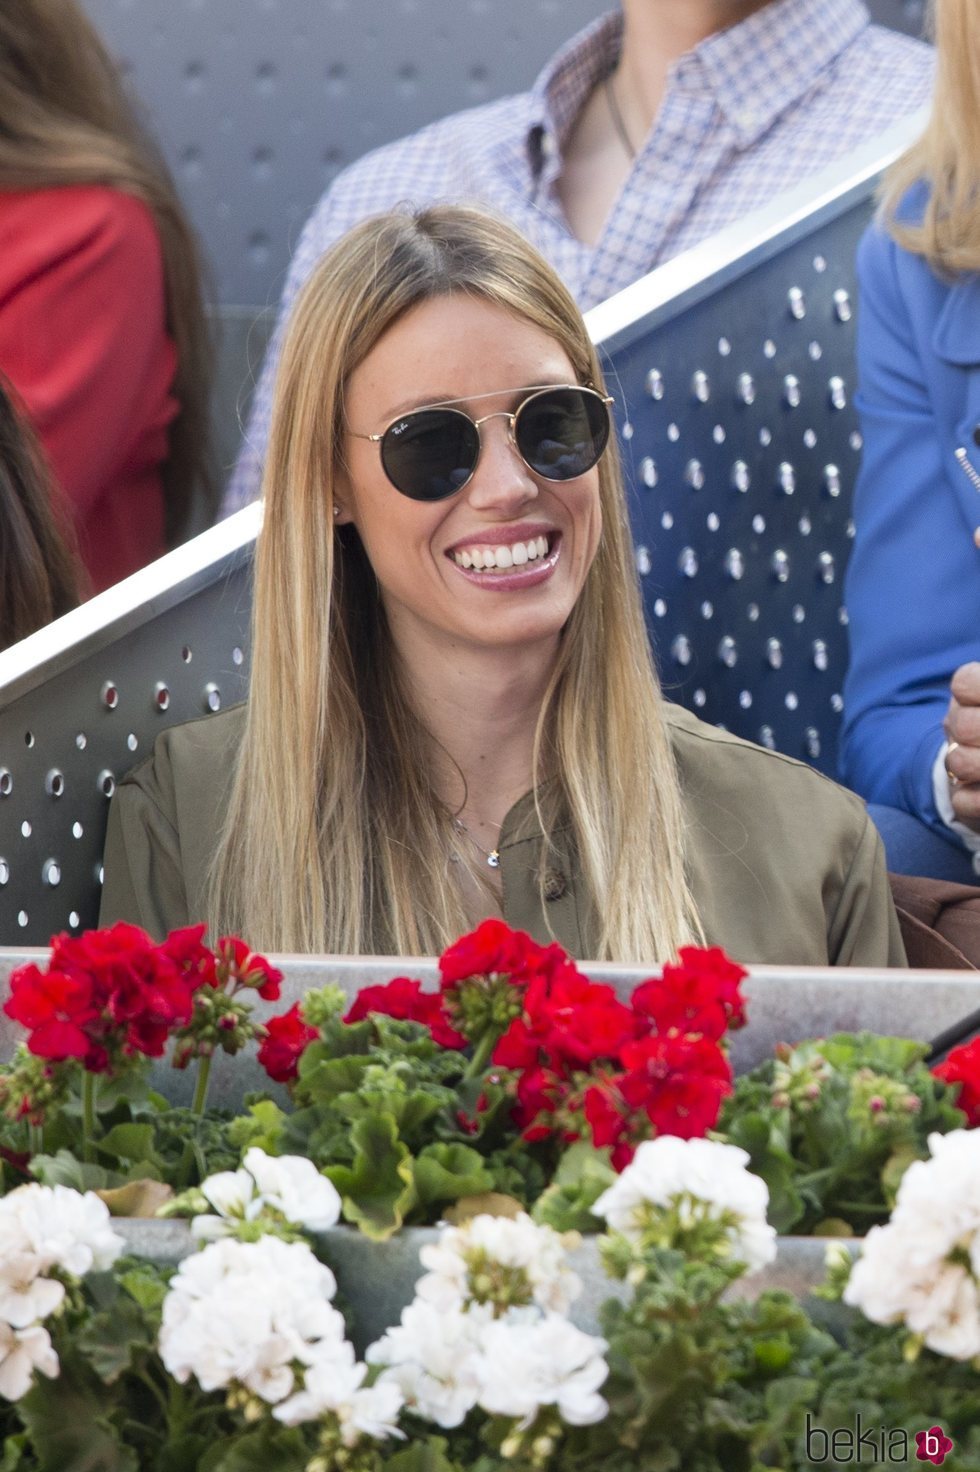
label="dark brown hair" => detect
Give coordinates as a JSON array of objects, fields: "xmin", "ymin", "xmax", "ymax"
[
  {"xmin": 0, "ymin": 0, "xmax": 215, "ymax": 542},
  {"xmin": 0, "ymin": 378, "xmax": 80, "ymax": 651}
]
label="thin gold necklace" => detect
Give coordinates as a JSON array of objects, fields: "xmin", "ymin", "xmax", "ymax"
[
  {"xmin": 604, "ymin": 69, "xmax": 638, "ymax": 163},
  {"xmin": 452, "ymin": 816, "xmax": 501, "ymax": 869}
]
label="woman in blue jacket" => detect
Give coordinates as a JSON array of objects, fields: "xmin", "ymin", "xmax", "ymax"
[{"xmin": 840, "ymin": 0, "xmax": 980, "ymax": 882}]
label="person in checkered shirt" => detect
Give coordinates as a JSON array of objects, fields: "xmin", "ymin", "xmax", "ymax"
[{"xmin": 224, "ymin": 0, "xmax": 932, "ymax": 516}]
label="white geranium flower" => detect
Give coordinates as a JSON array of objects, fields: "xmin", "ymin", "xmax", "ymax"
[
  {"xmin": 591, "ymin": 1136, "xmax": 776, "ymax": 1271},
  {"xmin": 275, "ymin": 1347, "xmax": 405, "ymax": 1446},
  {"xmin": 417, "ymin": 1213, "xmax": 581, "ymax": 1316},
  {"xmin": 242, "ymin": 1149, "xmax": 342, "ymax": 1233},
  {"xmin": 0, "ymin": 1251, "xmax": 64, "ymax": 1330},
  {"xmin": 192, "ymin": 1167, "xmax": 262, "ymax": 1240},
  {"xmin": 476, "ymin": 1315, "xmax": 609, "ymax": 1428},
  {"xmin": 843, "ymin": 1130, "xmax": 980, "ymax": 1360},
  {"xmin": 159, "ymin": 1237, "xmax": 347, "ymax": 1402},
  {"xmin": 192, "ymin": 1151, "xmax": 342, "ymax": 1240},
  {"xmin": 1, "ymin": 1184, "xmax": 123, "ymax": 1278},
  {"xmin": 366, "ymin": 1300, "xmax": 487, "ymax": 1429},
  {"xmin": 0, "ymin": 1322, "xmax": 59, "ymax": 1401}
]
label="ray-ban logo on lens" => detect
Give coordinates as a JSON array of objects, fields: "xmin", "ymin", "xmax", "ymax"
[{"xmin": 805, "ymin": 1414, "xmax": 954, "ymax": 1464}]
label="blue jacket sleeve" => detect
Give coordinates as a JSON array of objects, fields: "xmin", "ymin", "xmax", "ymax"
[{"xmin": 840, "ymin": 222, "xmax": 975, "ymax": 835}]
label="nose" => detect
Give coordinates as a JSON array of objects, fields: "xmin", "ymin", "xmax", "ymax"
[{"xmin": 464, "ymin": 413, "xmax": 539, "ymax": 512}]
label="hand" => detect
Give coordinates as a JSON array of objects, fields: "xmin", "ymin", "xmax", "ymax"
[{"xmin": 943, "ymin": 662, "xmax": 980, "ymax": 831}]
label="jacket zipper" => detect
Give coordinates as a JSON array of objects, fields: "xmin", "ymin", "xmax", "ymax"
[{"xmin": 955, "ymin": 446, "xmax": 980, "ymax": 494}]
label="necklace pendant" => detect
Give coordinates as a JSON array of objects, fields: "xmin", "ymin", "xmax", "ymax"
[{"xmin": 487, "ymin": 850, "xmax": 500, "ymax": 869}]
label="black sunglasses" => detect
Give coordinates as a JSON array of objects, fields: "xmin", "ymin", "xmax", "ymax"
[{"xmin": 349, "ymin": 384, "xmax": 614, "ymax": 502}]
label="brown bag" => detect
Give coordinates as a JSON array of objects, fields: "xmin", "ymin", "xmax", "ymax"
[{"xmin": 888, "ymin": 873, "xmax": 980, "ymax": 970}]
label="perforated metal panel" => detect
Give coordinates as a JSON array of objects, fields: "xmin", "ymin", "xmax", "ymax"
[
  {"xmin": 600, "ymin": 222, "xmax": 864, "ymax": 775},
  {"xmin": 0, "ymin": 516, "xmax": 258, "ymax": 944},
  {"xmin": 81, "ymin": 0, "xmax": 607, "ymax": 304}
]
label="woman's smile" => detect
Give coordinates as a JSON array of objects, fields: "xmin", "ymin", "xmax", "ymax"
[{"xmin": 340, "ymin": 295, "xmax": 603, "ymax": 662}]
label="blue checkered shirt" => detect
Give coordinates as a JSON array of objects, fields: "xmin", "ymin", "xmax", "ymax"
[{"xmin": 224, "ymin": 0, "xmax": 933, "ymax": 514}]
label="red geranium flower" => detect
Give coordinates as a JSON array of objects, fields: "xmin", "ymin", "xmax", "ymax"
[
  {"xmin": 492, "ymin": 972, "xmax": 634, "ymax": 1072},
  {"xmin": 934, "ymin": 1037, "xmax": 980, "ymax": 1127},
  {"xmin": 618, "ymin": 1030, "xmax": 733, "ymax": 1139},
  {"xmin": 160, "ymin": 923, "xmax": 218, "ymax": 987},
  {"xmin": 344, "ymin": 977, "xmax": 466, "ymax": 1049},
  {"xmin": 632, "ymin": 946, "xmax": 747, "ymax": 1042},
  {"xmin": 513, "ymin": 1064, "xmax": 570, "ymax": 1141},
  {"xmin": 257, "ymin": 1003, "xmax": 320, "ymax": 1083},
  {"xmin": 3, "ymin": 963, "xmax": 95, "ymax": 1062},
  {"xmin": 439, "ymin": 918, "xmax": 577, "ymax": 992},
  {"xmin": 217, "ymin": 936, "xmax": 283, "ymax": 1001},
  {"xmin": 5, "ymin": 923, "xmax": 196, "ymax": 1072}
]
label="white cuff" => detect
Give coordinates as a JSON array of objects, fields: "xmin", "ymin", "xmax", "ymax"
[{"xmin": 932, "ymin": 741, "xmax": 980, "ymax": 873}]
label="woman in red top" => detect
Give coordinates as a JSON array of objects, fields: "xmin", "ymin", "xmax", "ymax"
[{"xmin": 0, "ymin": 1, "xmax": 213, "ymax": 594}]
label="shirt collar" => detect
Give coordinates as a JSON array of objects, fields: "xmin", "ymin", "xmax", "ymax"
[
  {"xmin": 522, "ymin": 0, "xmax": 871, "ymax": 168},
  {"xmin": 524, "ymin": 11, "xmax": 623, "ymax": 174},
  {"xmin": 693, "ymin": 0, "xmax": 870, "ymax": 147}
]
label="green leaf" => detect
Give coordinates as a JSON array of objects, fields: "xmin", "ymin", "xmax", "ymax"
[
  {"xmin": 335, "ymin": 1087, "xmax": 445, "ymax": 1142},
  {"xmin": 531, "ymin": 1140, "xmax": 616, "ymax": 1232},
  {"xmin": 322, "ymin": 1113, "xmax": 415, "ymax": 1239},
  {"xmin": 18, "ymin": 1350, "xmax": 138, "ymax": 1472},
  {"xmin": 95, "ymin": 1123, "xmax": 160, "ymax": 1168},
  {"xmin": 296, "ymin": 1053, "xmax": 374, "ymax": 1103},
  {"xmin": 224, "ymin": 1098, "xmax": 286, "ymax": 1156},
  {"xmin": 197, "ymin": 1427, "xmax": 309, "ymax": 1472},
  {"xmin": 118, "ymin": 1262, "xmax": 170, "ymax": 1312},
  {"xmin": 29, "ymin": 1151, "xmax": 114, "ymax": 1193},
  {"xmin": 0, "ymin": 1433, "xmax": 30, "ymax": 1471},
  {"xmin": 76, "ymin": 1296, "xmax": 156, "ymax": 1385},
  {"xmin": 411, "ymin": 1143, "xmax": 495, "ymax": 1212},
  {"xmin": 382, "ymin": 1442, "xmax": 463, "ymax": 1472}
]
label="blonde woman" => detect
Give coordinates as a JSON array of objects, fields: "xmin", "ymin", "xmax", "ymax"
[
  {"xmin": 0, "ymin": 0, "xmax": 213, "ymax": 593},
  {"xmin": 101, "ymin": 206, "xmax": 902, "ymax": 966},
  {"xmin": 840, "ymin": 0, "xmax": 980, "ymax": 884}
]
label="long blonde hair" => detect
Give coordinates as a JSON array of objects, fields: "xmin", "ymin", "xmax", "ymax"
[
  {"xmin": 0, "ymin": 0, "xmax": 214, "ymax": 541},
  {"xmin": 209, "ymin": 206, "xmax": 701, "ymax": 962},
  {"xmin": 881, "ymin": 0, "xmax": 980, "ymax": 275}
]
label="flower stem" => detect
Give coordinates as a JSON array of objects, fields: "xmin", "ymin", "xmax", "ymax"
[
  {"xmin": 191, "ymin": 1054, "xmax": 213, "ymax": 1116},
  {"xmin": 463, "ymin": 1029, "xmax": 496, "ymax": 1082},
  {"xmin": 81, "ymin": 1070, "xmax": 97, "ymax": 1163}
]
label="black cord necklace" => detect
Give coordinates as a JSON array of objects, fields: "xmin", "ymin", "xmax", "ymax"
[{"xmin": 604, "ymin": 70, "xmax": 638, "ymax": 163}]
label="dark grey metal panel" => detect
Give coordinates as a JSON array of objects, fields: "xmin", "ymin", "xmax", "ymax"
[
  {"xmin": 866, "ymin": 0, "xmax": 927, "ymax": 36},
  {"xmin": 604, "ymin": 205, "xmax": 867, "ymax": 776},
  {"xmin": 0, "ymin": 525, "xmax": 256, "ymax": 945},
  {"xmin": 81, "ymin": 0, "xmax": 608, "ymax": 305}
]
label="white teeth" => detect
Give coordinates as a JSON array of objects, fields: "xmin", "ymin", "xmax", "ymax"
[{"xmin": 451, "ymin": 533, "xmax": 554, "ymax": 570}]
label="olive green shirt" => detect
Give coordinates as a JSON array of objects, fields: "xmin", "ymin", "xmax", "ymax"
[{"xmin": 99, "ymin": 702, "xmax": 905, "ymax": 967}]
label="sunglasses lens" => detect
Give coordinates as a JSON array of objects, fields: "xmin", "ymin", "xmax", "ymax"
[
  {"xmin": 516, "ymin": 388, "xmax": 610, "ymax": 482},
  {"xmin": 380, "ymin": 408, "xmax": 480, "ymax": 501}
]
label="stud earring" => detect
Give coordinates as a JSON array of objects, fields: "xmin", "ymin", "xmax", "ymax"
[{"xmin": 333, "ymin": 506, "xmax": 341, "ymax": 519}]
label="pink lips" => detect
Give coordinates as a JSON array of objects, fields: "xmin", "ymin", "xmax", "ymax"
[{"xmin": 448, "ymin": 534, "xmax": 562, "ymax": 591}]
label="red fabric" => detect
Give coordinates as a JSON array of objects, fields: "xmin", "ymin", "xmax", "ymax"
[{"xmin": 0, "ymin": 185, "xmax": 178, "ymax": 592}]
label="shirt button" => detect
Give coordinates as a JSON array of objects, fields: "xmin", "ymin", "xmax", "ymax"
[
  {"xmin": 543, "ymin": 869, "xmax": 567, "ymax": 902},
  {"xmin": 540, "ymin": 131, "xmax": 557, "ymax": 159}
]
